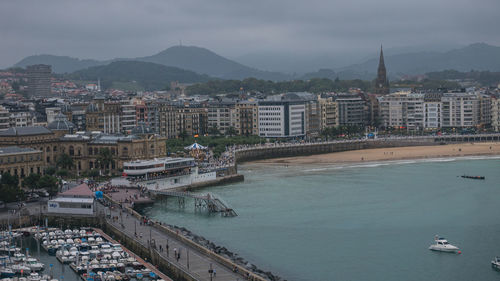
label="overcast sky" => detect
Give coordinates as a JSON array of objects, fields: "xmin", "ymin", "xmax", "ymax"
[{"xmin": 1, "ymin": 0, "xmax": 499, "ymax": 69}]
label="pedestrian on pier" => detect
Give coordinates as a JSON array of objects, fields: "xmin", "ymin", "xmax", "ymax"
[
  {"xmin": 159, "ymin": 245, "xmax": 163, "ymax": 252},
  {"xmin": 177, "ymin": 251, "xmax": 180, "ymax": 262},
  {"xmin": 174, "ymin": 248, "xmax": 177, "ymax": 259},
  {"xmin": 166, "ymin": 244, "xmax": 169, "ymax": 256}
]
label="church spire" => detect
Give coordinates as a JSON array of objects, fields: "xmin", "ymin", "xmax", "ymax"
[
  {"xmin": 375, "ymin": 45, "xmax": 389, "ymax": 95},
  {"xmin": 378, "ymin": 45, "xmax": 385, "ymax": 70}
]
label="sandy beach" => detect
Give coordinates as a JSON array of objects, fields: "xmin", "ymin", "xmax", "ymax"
[{"xmin": 252, "ymin": 142, "xmax": 500, "ymax": 165}]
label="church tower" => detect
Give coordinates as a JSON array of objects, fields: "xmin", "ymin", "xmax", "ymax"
[{"xmin": 375, "ymin": 45, "xmax": 389, "ymax": 95}]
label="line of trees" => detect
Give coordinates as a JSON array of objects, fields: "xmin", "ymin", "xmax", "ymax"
[{"xmin": 186, "ymin": 78, "xmax": 373, "ymax": 96}]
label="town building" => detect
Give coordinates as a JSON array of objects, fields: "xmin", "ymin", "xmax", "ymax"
[
  {"xmin": 85, "ymin": 95, "xmax": 121, "ymax": 134},
  {"xmin": 233, "ymin": 101, "xmax": 258, "ymax": 136},
  {"xmin": 27, "ymin": 64, "xmax": 52, "ymax": 97},
  {"xmin": 10, "ymin": 112, "xmax": 36, "ymax": 127},
  {"xmin": 258, "ymin": 100, "xmax": 305, "ymax": 138},
  {"xmin": 492, "ymin": 94, "xmax": 500, "ymax": 132},
  {"xmin": 207, "ymin": 101, "xmax": 235, "ymax": 135},
  {"xmin": 378, "ymin": 92, "xmax": 424, "ymax": 130},
  {"xmin": 334, "ymin": 95, "xmax": 366, "ymax": 126},
  {"xmin": 423, "ymin": 93, "xmax": 443, "ymax": 129},
  {"xmin": 0, "ymin": 146, "xmax": 44, "ymax": 178},
  {"xmin": 0, "ymin": 106, "xmax": 10, "ymax": 131},
  {"xmin": 48, "ymin": 183, "xmax": 94, "ymax": 216},
  {"xmin": 120, "ymin": 100, "xmax": 136, "ymax": 134},
  {"xmin": 319, "ymin": 97, "xmax": 338, "ymax": 130},
  {"xmin": 441, "ymin": 92, "xmax": 479, "ymax": 128},
  {"xmin": 0, "ymin": 123, "xmax": 167, "ymax": 176}
]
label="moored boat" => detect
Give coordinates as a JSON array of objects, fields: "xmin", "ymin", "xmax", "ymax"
[
  {"xmin": 429, "ymin": 236, "xmax": 460, "ymax": 253},
  {"xmin": 461, "ymin": 175, "xmax": 485, "ymax": 180},
  {"xmin": 492, "ymin": 256, "xmax": 500, "ymax": 270}
]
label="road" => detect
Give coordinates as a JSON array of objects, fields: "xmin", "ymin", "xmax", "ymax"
[{"xmin": 106, "ymin": 205, "xmax": 249, "ymax": 281}]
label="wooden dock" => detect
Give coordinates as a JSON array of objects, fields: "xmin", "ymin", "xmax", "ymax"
[{"xmin": 152, "ymin": 190, "xmax": 238, "ymax": 217}]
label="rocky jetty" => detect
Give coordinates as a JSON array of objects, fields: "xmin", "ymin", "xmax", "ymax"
[{"xmin": 166, "ymin": 225, "xmax": 284, "ymax": 281}]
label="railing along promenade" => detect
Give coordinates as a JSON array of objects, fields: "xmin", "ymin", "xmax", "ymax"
[{"xmin": 233, "ymin": 133, "xmax": 500, "ymax": 163}]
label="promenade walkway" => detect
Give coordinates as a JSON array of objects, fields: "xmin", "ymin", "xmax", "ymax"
[{"xmin": 106, "ymin": 205, "xmax": 255, "ymax": 281}]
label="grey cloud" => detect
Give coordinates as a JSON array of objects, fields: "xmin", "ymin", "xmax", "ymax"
[{"xmin": 1, "ymin": 0, "xmax": 499, "ymax": 69}]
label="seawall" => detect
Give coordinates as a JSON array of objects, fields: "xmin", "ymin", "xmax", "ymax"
[{"xmin": 234, "ymin": 134, "xmax": 500, "ymax": 163}]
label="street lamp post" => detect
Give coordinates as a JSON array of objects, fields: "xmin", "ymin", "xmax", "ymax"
[{"xmin": 208, "ymin": 263, "xmax": 213, "ymax": 281}]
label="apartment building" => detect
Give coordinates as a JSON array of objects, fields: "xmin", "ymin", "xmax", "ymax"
[{"xmin": 258, "ymin": 100, "xmax": 305, "ymax": 138}]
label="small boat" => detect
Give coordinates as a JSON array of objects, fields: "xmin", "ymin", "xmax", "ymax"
[
  {"xmin": 429, "ymin": 236, "xmax": 460, "ymax": 252},
  {"xmin": 0, "ymin": 268, "xmax": 16, "ymax": 278},
  {"xmin": 461, "ymin": 175, "xmax": 485, "ymax": 180},
  {"xmin": 492, "ymin": 256, "xmax": 500, "ymax": 270}
]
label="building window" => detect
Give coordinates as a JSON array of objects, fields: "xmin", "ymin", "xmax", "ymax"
[
  {"xmin": 46, "ymin": 156, "xmax": 50, "ymax": 163},
  {"xmin": 46, "ymin": 146, "xmax": 50, "ymax": 152},
  {"xmin": 122, "ymin": 147, "xmax": 128, "ymax": 156},
  {"xmin": 54, "ymin": 146, "xmax": 57, "ymax": 152},
  {"xmin": 69, "ymin": 146, "xmax": 74, "ymax": 156},
  {"xmin": 89, "ymin": 148, "xmax": 93, "ymax": 155}
]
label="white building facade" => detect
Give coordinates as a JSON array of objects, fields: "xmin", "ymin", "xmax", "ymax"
[{"xmin": 258, "ymin": 101, "xmax": 305, "ymax": 138}]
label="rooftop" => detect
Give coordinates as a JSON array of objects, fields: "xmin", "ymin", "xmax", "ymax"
[
  {"xmin": 59, "ymin": 183, "xmax": 93, "ymax": 198},
  {"xmin": 90, "ymin": 134, "xmax": 140, "ymax": 144},
  {"xmin": 0, "ymin": 126, "xmax": 53, "ymax": 136},
  {"xmin": 0, "ymin": 146, "xmax": 39, "ymax": 155},
  {"xmin": 124, "ymin": 157, "xmax": 195, "ymax": 167}
]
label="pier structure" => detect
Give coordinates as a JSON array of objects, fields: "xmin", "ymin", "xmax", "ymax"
[
  {"xmin": 103, "ymin": 203, "xmax": 264, "ymax": 281},
  {"xmin": 152, "ymin": 190, "xmax": 237, "ymax": 217}
]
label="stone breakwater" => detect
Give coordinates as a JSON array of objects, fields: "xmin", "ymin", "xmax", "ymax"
[{"xmin": 166, "ymin": 224, "xmax": 283, "ymax": 281}]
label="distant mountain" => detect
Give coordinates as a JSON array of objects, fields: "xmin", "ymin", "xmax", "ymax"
[
  {"xmin": 13, "ymin": 43, "xmax": 500, "ymax": 82},
  {"xmin": 67, "ymin": 61, "xmax": 212, "ymax": 91},
  {"xmin": 14, "ymin": 55, "xmax": 104, "ymax": 73},
  {"xmin": 426, "ymin": 69, "xmax": 500, "ymax": 86},
  {"xmin": 337, "ymin": 43, "xmax": 500, "ymax": 80},
  {"xmin": 13, "ymin": 46, "xmax": 291, "ymax": 81},
  {"xmin": 137, "ymin": 46, "xmax": 289, "ymax": 80}
]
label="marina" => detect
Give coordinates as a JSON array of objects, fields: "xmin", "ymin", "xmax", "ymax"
[{"xmin": 0, "ymin": 226, "xmax": 168, "ymax": 281}]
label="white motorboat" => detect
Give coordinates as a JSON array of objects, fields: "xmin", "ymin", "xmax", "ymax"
[
  {"xmin": 492, "ymin": 256, "xmax": 500, "ymax": 270},
  {"xmin": 24, "ymin": 257, "xmax": 45, "ymax": 271},
  {"xmin": 428, "ymin": 236, "xmax": 460, "ymax": 252}
]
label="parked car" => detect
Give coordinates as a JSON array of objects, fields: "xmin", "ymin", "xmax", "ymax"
[{"xmin": 25, "ymin": 194, "xmax": 40, "ymax": 202}]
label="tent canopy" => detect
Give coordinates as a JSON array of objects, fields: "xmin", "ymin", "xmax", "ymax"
[{"xmin": 184, "ymin": 142, "xmax": 207, "ymax": 150}]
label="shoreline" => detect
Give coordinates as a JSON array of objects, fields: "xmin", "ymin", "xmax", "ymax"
[{"xmin": 248, "ymin": 142, "xmax": 500, "ymax": 165}]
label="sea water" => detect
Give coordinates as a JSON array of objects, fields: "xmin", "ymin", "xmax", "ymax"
[{"xmin": 141, "ymin": 157, "xmax": 500, "ymax": 281}]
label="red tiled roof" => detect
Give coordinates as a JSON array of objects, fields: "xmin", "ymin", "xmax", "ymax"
[{"xmin": 60, "ymin": 183, "xmax": 93, "ymax": 198}]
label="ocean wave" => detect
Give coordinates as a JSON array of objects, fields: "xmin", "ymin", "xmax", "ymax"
[{"xmin": 301, "ymin": 155, "xmax": 500, "ymax": 172}]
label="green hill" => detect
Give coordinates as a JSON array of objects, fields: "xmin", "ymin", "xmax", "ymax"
[
  {"xmin": 67, "ymin": 61, "xmax": 212, "ymax": 91},
  {"xmin": 138, "ymin": 45, "xmax": 289, "ymax": 80},
  {"xmin": 14, "ymin": 55, "xmax": 104, "ymax": 73}
]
